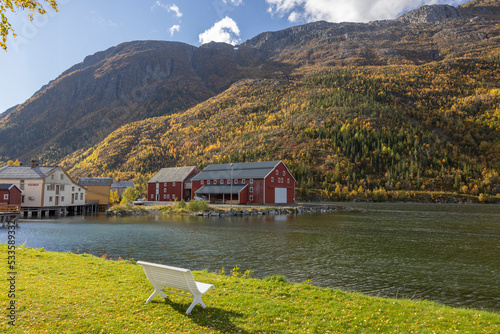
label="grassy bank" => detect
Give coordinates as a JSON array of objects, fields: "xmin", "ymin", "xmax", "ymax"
[{"xmin": 1, "ymin": 245, "xmax": 499, "ymax": 333}]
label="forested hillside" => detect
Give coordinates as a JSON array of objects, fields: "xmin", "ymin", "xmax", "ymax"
[{"xmin": 63, "ymin": 57, "xmax": 500, "ymax": 201}]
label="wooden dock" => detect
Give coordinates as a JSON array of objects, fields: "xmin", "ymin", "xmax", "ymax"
[{"xmin": 0, "ymin": 205, "xmax": 20, "ymax": 227}]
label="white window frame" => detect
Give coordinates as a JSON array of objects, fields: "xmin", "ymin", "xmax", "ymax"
[
  {"xmin": 201, "ymin": 180, "xmax": 204, "ymax": 185},
  {"xmin": 250, "ymin": 187, "xmax": 253, "ymax": 193},
  {"xmin": 173, "ymin": 182, "xmax": 176, "ymax": 187},
  {"xmin": 3, "ymin": 194, "xmax": 8, "ymax": 200},
  {"xmin": 249, "ymin": 195, "xmax": 253, "ymax": 201},
  {"xmin": 271, "ymin": 177, "xmax": 274, "ymax": 182},
  {"xmin": 250, "ymin": 179, "xmax": 253, "ymax": 184}
]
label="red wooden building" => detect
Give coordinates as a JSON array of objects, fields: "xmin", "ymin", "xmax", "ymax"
[
  {"xmin": 191, "ymin": 161, "xmax": 295, "ymax": 204},
  {"xmin": 147, "ymin": 166, "xmax": 200, "ymax": 202},
  {"xmin": 0, "ymin": 184, "xmax": 22, "ymax": 205}
]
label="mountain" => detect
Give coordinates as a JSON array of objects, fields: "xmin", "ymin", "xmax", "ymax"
[
  {"xmin": 0, "ymin": 41, "xmax": 267, "ymax": 163},
  {"xmin": 1, "ymin": 0, "xmax": 499, "ymax": 200}
]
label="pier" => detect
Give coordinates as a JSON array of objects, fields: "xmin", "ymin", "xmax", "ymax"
[{"xmin": 0, "ymin": 204, "xmax": 21, "ymax": 227}]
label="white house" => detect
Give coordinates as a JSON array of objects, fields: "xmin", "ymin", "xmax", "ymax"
[{"xmin": 0, "ymin": 165, "xmax": 86, "ymax": 210}]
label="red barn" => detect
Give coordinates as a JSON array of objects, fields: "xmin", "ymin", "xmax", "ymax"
[
  {"xmin": 0, "ymin": 184, "xmax": 22, "ymax": 205},
  {"xmin": 191, "ymin": 161, "xmax": 295, "ymax": 204},
  {"xmin": 147, "ymin": 166, "xmax": 199, "ymax": 202}
]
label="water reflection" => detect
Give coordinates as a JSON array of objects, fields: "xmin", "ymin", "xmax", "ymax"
[{"xmin": 3, "ymin": 202, "xmax": 499, "ymax": 312}]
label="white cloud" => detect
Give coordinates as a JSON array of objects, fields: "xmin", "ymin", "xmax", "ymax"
[
  {"xmin": 198, "ymin": 16, "xmax": 241, "ymax": 45},
  {"xmin": 169, "ymin": 24, "xmax": 180, "ymax": 36},
  {"xmin": 153, "ymin": 1, "xmax": 183, "ymax": 18},
  {"xmin": 168, "ymin": 4, "xmax": 183, "ymax": 18},
  {"xmin": 223, "ymin": 0, "xmax": 244, "ymax": 5},
  {"xmin": 266, "ymin": 0, "xmax": 466, "ymax": 23}
]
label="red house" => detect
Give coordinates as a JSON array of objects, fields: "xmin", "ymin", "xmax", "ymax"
[
  {"xmin": 147, "ymin": 166, "xmax": 200, "ymax": 202},
  {"xmin": 191, "ymin": 161, "xmax": 295, "ymax": 204},
  {"xmin": 0, "ymin": 184, "xmax": 22, "ymax": 205}
]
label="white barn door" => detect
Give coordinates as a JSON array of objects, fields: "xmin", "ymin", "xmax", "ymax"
[{"xmin": 275, "ymin": 188, "xmax": 287, "ymax": 204}]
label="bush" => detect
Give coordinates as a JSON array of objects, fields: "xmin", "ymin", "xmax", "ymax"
[
  {"xmin": 186, "ymin": 199, "xmax": 208, "ymax": 212},
  {"xmin": 178, "ymin": 199, "xmax": 187, "ymax": 208}
]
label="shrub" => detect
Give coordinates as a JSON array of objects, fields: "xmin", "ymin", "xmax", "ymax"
[
  {"xmin": 186, "ymin": 199, "xmax": 208, "ymax": 212},
  {"xmin": 178, "ymin": 199, "xmax": 187, "ymax": 208}
]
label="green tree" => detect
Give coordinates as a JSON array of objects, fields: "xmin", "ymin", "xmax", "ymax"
[
  {"xmin": 120, "ymin": 187, "xmax": 139, "ymax": 205},
  {"xmin": 1, "ymin": 0, "xmax": 59, "ymax": 51}
]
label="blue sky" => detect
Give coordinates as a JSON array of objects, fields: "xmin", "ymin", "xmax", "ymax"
[{"xmin": 0, "ymin": 0, "xmax": 469, "ymax": 113}]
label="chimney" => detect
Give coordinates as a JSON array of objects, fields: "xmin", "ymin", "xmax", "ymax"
[{"xmin": 31, "ymin": 159, "xmax": 38, "ymax": 168}]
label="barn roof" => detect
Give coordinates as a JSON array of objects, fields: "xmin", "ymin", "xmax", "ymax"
[
  {"xmin": 78, "ymin": 178, "xmax": 113, "ymax": 186},
  {"xmin": 192, "ymin": 161, "xmax": 281, "ymax": 181},
  {"xmin": 148, "ymin": 166, "xmax": 199, "ymax": 183},
  {"xmin": 195, "ymin": 184, "xmax": 248, "ymax": 195},
  {"xmin": 0, "ymin": 184, "xmax": 15, "ymax": 190},
  {"xmin": 0, "ymin": 166, "xmax": 59, "ymax": 179},
  {"xmin": 111, "ymin": 181, "xmax": 135, "ymax": 188}
]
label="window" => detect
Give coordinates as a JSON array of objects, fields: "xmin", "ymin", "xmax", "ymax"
[
  {"xmin": 80, "ymin": 193, "xmax": 83, "ymax": 200},
  {"xmin": 164, "ymin": 194, "xmax": 167, "ymax": 200},
  {"xmin": 3, "ymin": 194, "xmax": 8, "ymax": 200},
  {"xmin": 164, "ymin": 188, "xmax": 166, "ymax": 193},
  {"xmin": 249, "ymin": 195, "xmax": 253, "ymax": 201},
  {"xmin": 250, "ymin": 187, "xmax": 253, "ymax": 193},
  {"xmin": 227, "ymin": 180, "xmax": 230, "ymax": 184},
  {"xmin": 78, "ymin": 188, "xmax": 81, "ymax": 191},
  {"xmin": 220, "ymin": 180, "xmax": 224, "ymax": 184},
  {"xmin": 49, "ymin": 196, "xmax": 53, "ymax": 202},
  {"xmin": 20, "ymin": 180, "xmax": 25, "ymax": 190},
  {"xmin": 250, "ymin": 179, "xmax": 253, "ymax": 184},
  {"xmin": 271, "ymin": 177, "xmax": 274, "ymax": 182},
  {"xmin": 167, "ymin": 194, "xmax": 170, "ymax": 200},
  {"xmin": 164, "ymin": 182, "xmax": 167, "ymax": 187},
  {"xmin": 51, "ymin": 175, "xmax": 54, "ymax": 180},
  {"xmin": 72, "ymin": 186, "xmax": 75, "ymax": 191},
  {"xmin": 201, "ymin": 180, "xmax": 204, "ymax": 185},
  {"xmin": 61, "ymin": 174, "xmax": 64, "ymax": 180},
  {"xmin": 47, "ymin": 184, "xmax": 55, "ymax": 191},
  {"xmin": 242, "ymin": 179, "xmax": 245, "ymax": 184},
  {"xmin": 287, "ymin": 178, "xmax": 290, "ymax": 184},
  {"xmin": 172, "ymin": 194, "xmax": 176, "ymax": 199},
  {"xmin": 21, "ymin": 195, "xmax": 25, "ymax": 203},
  {"xmin": 173, "ymin": 182, "xmax": 176, "ymax": 187},
  {"xmin": 61, "ymin": 196, "xmax": 65, "ymax": 202},
  {"xmin": 207, "ymin": 180, "xmax": 211, "ymax": 184},
  {"xmin": 60, "ymin": 185, "xmax": 65, "ymax": 191},
  {"xmin": 214, "ymin": 180, "xmax": 217, "ymax": 184},
  {"xmin": 151, "ymin": 194, "xmax": 154, "ymax": 199},
  {"xmin": 276, "ymin": 170, "xmax": 278, "ymax": 175}
]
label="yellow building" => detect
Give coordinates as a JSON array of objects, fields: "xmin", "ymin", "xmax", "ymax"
[{"xmin": 78, "ymin": 178, "xmax": 113, "ymax": 207}]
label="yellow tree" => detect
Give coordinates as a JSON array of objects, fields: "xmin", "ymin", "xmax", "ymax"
[{"xmin": 1, "ymin": 0, "xmax": 58, "ymax": 51}]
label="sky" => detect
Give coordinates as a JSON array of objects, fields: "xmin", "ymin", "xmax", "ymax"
[{"xmin": 0, "ymin": 0, "xmax": 470, "ymax": 113}]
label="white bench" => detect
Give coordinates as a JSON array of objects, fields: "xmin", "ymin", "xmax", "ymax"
[{"xmin": 137, "ymin": 261, "xmax": 215, "ymax": 314}]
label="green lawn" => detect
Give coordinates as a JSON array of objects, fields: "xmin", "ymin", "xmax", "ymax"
[{"xmin": 1, "ymin": 245, "xmax": 499, "ymax": 333}]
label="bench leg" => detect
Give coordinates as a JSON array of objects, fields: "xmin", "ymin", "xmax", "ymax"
[
  {"xmin": 186, "ymin": 294, "xmax": 206, "ymax": 314},
  {"xmin": 145, "ymin": 287, "xmax": 167, "ymax": 303}
]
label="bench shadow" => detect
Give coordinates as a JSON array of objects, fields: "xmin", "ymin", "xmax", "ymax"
[{"xmin": 159, "ymin": 298, "xmax": 257, "ymax": 333}]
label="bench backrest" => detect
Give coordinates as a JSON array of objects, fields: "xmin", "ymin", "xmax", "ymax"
[{"xmin": 137, "ymin": 261, "xmax": 198, "ymax": 293}]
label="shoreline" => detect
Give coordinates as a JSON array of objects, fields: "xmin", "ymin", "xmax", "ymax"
[{"xmin": 105, "ymin": 203, "xmax": 352, "ymax": 217}]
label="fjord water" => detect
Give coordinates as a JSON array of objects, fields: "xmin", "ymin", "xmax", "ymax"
[{"xmin": 7, "ymin": 203, "xmax": 500, "ymax": 312}]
